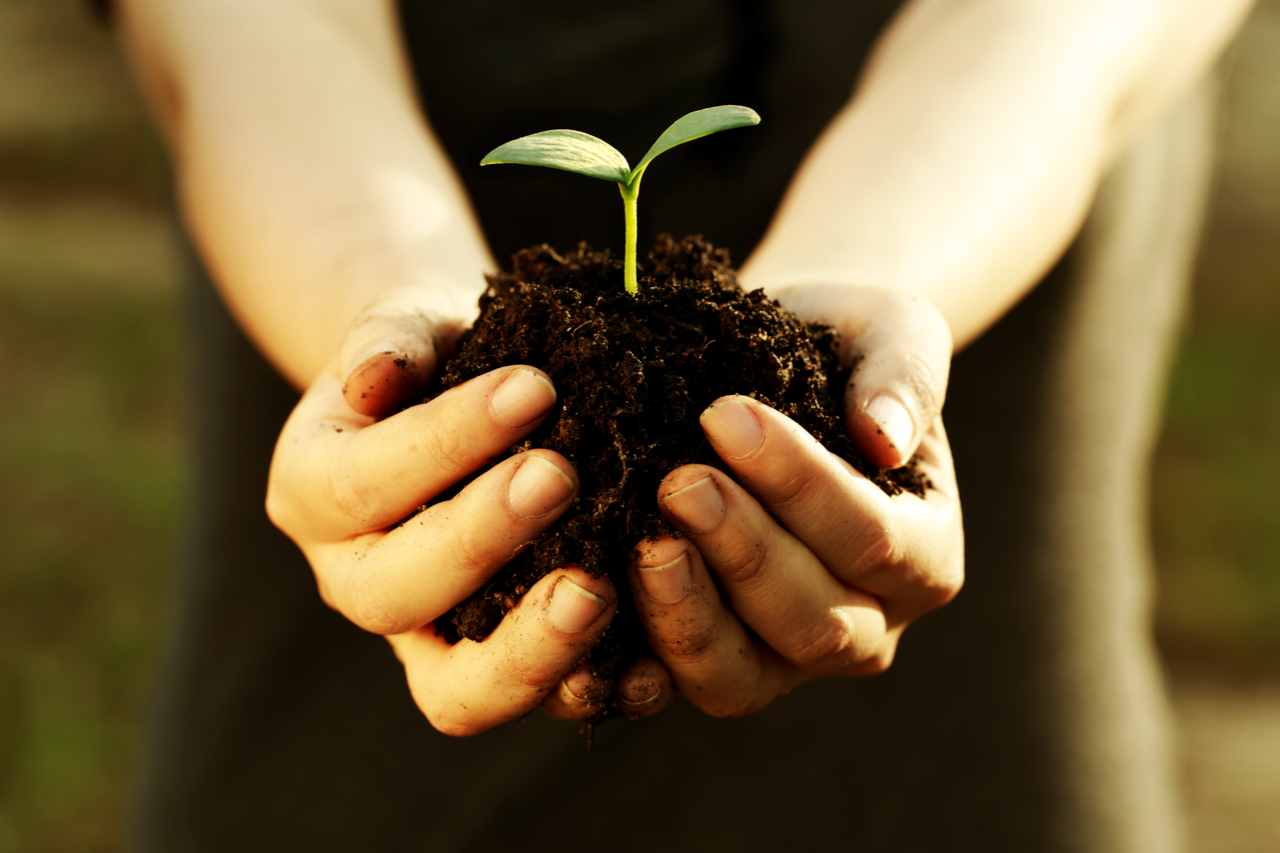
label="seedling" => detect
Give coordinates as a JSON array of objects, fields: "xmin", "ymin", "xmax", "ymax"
[{"xmin": 480, "ymin": 105, "xmax": 761, "ymax": 295}]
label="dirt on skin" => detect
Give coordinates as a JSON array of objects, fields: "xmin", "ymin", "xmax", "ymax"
[{"xmin": 432, "ymin": 235, "xmax": 928, "ymax": 708}]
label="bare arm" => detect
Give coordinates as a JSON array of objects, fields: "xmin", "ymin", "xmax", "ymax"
[
  {"xmin": 117, "ymin": 0, "xmax": 492, "ymax": 388},
  {"xmin": 744, "ymin": 0, "xmax": 1253, "ymax": 350}
]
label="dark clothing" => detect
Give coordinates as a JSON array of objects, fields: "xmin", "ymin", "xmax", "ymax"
[
  {"xmin": 131, "ymin": 3, "xmax": 1208, "ymax": 850},
  {"xmin": 399, "ymin": 1, "xmax": 902, "ymax": 267}
]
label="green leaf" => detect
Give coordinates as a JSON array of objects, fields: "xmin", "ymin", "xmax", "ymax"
[
  {"xmin": 630, "ymin": 105, "xmax": 760, "ymax": 183},
  {"xmin": 480, "ymin": 129, "xmax": 632, "ymax": 184}
]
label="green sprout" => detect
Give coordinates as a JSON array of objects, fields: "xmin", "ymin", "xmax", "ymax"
[{"xmin": 480, "ymin": 105, "xmax": 761, "ymax": 295}]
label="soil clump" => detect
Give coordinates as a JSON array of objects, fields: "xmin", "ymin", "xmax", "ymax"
[{"xmin": 433, "ymin": 235, "xmax": 927, "ymax": 707}]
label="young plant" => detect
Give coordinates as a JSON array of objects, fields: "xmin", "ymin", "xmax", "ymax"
[{"xmin": 480, "ymin": 105, "xmax": 760, "ymax": 295}]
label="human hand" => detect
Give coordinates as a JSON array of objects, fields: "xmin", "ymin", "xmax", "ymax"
[
  {"xmin": 266, "ymin": 289, "xmax": 670, "ymax": 734},
  {"xmin": 630, "ymin": 285, "xmax": 963, "ymax": 716}
]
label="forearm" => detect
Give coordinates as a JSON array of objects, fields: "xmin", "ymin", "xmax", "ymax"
[
  {"xmin": 743, "ymin": 0, "xmax": 1252, "ymax": 349},
  {"xmin": 117, "ymin": 0, "xmax": 493, "ymax": 387}
]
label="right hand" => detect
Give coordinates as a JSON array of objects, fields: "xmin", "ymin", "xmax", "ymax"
[
  {"xmin": 628, "ymin": 285, "xmax": 962, "ymax": 718},
  {"xmin": 266, "ymin": 290, "xmax": 674, "ymax": 735}
]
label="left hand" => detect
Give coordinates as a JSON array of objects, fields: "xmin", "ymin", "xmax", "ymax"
[{"xmin": 627, "ymin": 284, "xmax": 963, "ymax": 717}]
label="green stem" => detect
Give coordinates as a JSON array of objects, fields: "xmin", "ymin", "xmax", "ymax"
[{"xmin": 619, "ymin": 173, "xmax": 643, "ymax": 296}]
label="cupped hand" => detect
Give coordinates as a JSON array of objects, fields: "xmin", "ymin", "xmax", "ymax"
[
  {"xmin": 630, "ymin": 284, "xmax": 963, "ymax": 717},
  {"xmin": 266, "ymin": 290, "xmax": 668, "ymax": 734}
]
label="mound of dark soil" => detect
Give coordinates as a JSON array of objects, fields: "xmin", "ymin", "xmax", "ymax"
[{"xmin": 434, "ymin": 235, "xmax": 927, "ymax": 702}]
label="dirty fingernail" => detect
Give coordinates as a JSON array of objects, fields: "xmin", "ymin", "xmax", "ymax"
[
  {"xmin": 638, "ymin": 551, "xmax": 692, "ymax": 604},
  {"xmin": 492, "ymin": 369, "xmax": 557, "ymax": 427},
  {"xmin": 548, "ymin": 578, "xmax": 606, "ymax": 634},
  {"xmin": 559, "ymin": 681, "xmax": 585, "ymax": 705},
  {"xmin": 865, "ymin": 394, "xmax": 915, "ymax": 456},
  {"xmin": 619, "ymin": 679, "xmax": 661, "ymax": 706},
  {"xmin": 343, "ymin": 340, "xmax": 403, "ymax": 384},
  {"xmin": 701, "ymin": 398, "xmax": 764, "ymax": 459},
  {"xmin": 662, "ymin": 476, "xmax": 725, "ymax": 534},
  {"xmin": 508, "ymin": 456, "xmax": 574, "ymax": 518},
  {"xmin": 559, "ymin": 670, "xmax": 594, "ymax": 704}
]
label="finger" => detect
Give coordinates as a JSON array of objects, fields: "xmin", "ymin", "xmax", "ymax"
[
  {"xmin": 698, "ymin": 396, "xmax": 962, "ymax": 618},
  {"xmin": 631, "ymin": 536, "xmax": 793, "ymax": 716},
  {"xmin": 389, "ymin": 568, "xmax": 615, "ymax": 737},
  {"xmin": 844, "ymin": 293, "xmax": 950, "ymax": 468},
  {"xmin": 338, "ymin": 288, "xmax": 470, "ymax": 418},
  {"xmin": 874, "ymin": 416, "xmax": 966, "ymax": 619},
  {"xmin": 659, "ymin": 467, "xmax": 893, "ymax": 676},
  {"xmin": 541, "ymin": 664, "xmax": 613, "ymax": 722},
  {"xmin": 343, "ymin": 347, "xmax": 435, "ymax": 421},
  {"xmin": 317, "ymin": 449, "xmax": 578, "ymax": 636},
  {"xmin": 776, "ymin": 284, "xmax": 951, "ymax": 468},
  {"xmin": 269, "ymin": 364, "xmax": 558, "ymax": 540},
  {"xmin": 539, "ymin": 656, "xmax": 676, "ymax": 721},
  {"xmin": 700, "ymin": 394, "xmax": 894, "ymax": 573},
  {"xmin": 613, "ymin": 657, "xmax": 677, "ymax": 718}
]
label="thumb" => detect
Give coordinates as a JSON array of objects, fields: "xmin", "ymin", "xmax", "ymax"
[
  {"xmin": 776, "ymin": 284, "xmax": 952, "ymax": 469},
  {"xmin": 337, "ymin": 288, "xmax": 468, "ymax": 419},
  {"xmin": 844, "ymin": 291, "xmax": 951, "ymax": 469}
]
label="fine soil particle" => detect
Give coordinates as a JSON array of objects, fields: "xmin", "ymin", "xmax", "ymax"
[{"xmin": 433, "ymin": 235, "xmax": 928, "ymax": 708}]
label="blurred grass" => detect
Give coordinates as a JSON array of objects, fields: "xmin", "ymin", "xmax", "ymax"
[
  {"xmin": 0, "ymin": 280, "xmax": 181, "ymax": 851},
  {"xmin": 0, "ymin": 0, "xmax": 1276, "ymax": 851},
  {"xmin": 0, "ymin": 2, "xmax": 181, "ymax": 850}
]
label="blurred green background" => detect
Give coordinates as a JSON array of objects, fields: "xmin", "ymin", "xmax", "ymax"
[{"xmin": 0, "ymin": 1, "xmax": 1276, "ymax": 850}]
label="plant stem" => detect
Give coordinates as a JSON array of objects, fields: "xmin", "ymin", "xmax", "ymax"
[{"xmin": 619, "ymin": 174, "xmax": 643, "ymax": 296}]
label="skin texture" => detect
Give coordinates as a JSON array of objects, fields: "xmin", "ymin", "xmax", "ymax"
[{"xmin": 117, "ymin": 0, "xmax": 1252, "ymax": 733}]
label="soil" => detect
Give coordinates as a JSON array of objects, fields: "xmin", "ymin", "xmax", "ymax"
[{"xmin": 433, "ymin": 235, "xmax": 928, "ymax": 709}]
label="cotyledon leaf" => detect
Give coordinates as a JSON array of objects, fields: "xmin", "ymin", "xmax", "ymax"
[
  {"xmin": 479, "ymin": 129, "xmax": 632, "ymax": 184},
  {"xmin": 479, "ymin": 106, "xmax": 762, "ymax": 296},
  {"xmin": 630, "ymin": 105, "xmax": 761, "ymax": 183}
]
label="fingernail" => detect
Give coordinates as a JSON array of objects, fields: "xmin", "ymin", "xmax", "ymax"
[
  {"xmin": 343, "ymin": 340, "xmax": 403, "ymax": 384},
  {"xmin": 637, "ymin": 551, "xmax": 692, "ymax": 604},
  {"xmin": 700, "ymin": 399, "xmax": 764, "ymax": 459},
  {"xmin": 662, "ymin": 476, "xmax": 724, "ymax": 534},
  {"xmin": 619, "ymin": 679, "xmax": 661, "ymax": 706},
  {"xmin": 491, "ymin": 369, "xmax": 556, "ymax": 428},
  {"xmin": 865, "ymin": 394, "xmax": 915, "ymax": 455},
  {"xmin": 548, "ymin": 578, "xmax": 606, "ymax": 634},
  {"xmin": 559, "ymin": 670, "xmax": 594, "ymax": 704},
  {"xmin": 559, "ymin": 680, "xmax": 587, "ymax": 704},
  {"xmin": 507, "ymin": 456, "xmax": 574, "ymax": 519}
]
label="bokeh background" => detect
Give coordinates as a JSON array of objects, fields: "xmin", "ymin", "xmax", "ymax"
[{"xmin": 0, "ymin": 1, "xmax": 1276, "ymax": 850}]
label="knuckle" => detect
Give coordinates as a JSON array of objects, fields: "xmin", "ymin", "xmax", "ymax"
[
  {"xmin": 443, "ymin": 520, "xmax": 495, "ymax": 579},
  {"xmin": 424, "ymin": 421, "xmax": 481, "ymax": 478},
  {"xmin": 507, "ymin": 662, "xmax": 561, "ymax": 697},
  {"xmin": 897, "ymin": 360, "xmax": 949, "ymax": 432},
  {"xmin": 264, "ymin": 473, "xmax": 312, "ymax": 539},
  {"xmin": 342, "ymin": 572, "xmax": 409, "ymax": 636},
  {"xmin": 785, "ymin": 610, "xmax": 861, "ymax": 670},
  {"xmin": 713, "ymin": 539, "xmax": 770, "ymax": 586},
  {"xmin": 900, "ymin": 349, "xmax": 945, "ymax": 414},
  {"xmin": 844, "ymin": 513, "xmax": 905, "ymax": 581},
  {"xmin": 327, "ymin": 457, "xmax": 380, "ymax": 529},
  {"xmin": 861, "ymin": 522, "xmax": 900, "ymax": 570},
  {"xmin": 764, "ymin": 464, "xmax": 818, "ymax": 515},
  {"xmin": 851, "ymin": 642, "xmax": 897, "ymax": 677},
  {"xmin": 654, "ymin": 619, "xmax": 718, "ymax": 661},
  {"xmin": 920, "ymin": 565, "xmax": 964, "ymax": 613}
]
